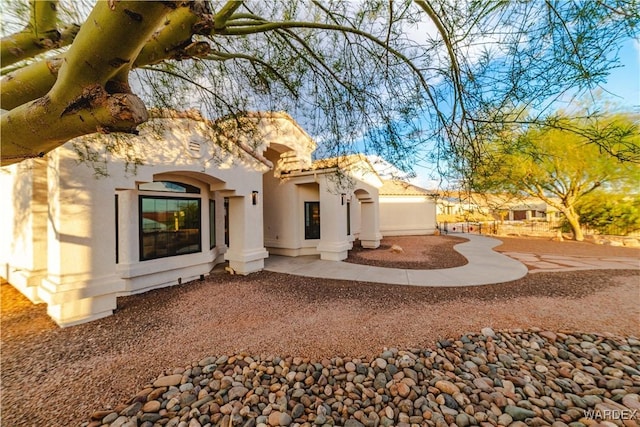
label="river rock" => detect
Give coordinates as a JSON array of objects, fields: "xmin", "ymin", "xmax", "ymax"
[
  {"xmin": 435, "ymin": 380, "xmax": 460, "ymax": 395},
  {"xmin": 86, "ymin": 329, "xmax": 640, "ymax": 427},
  {"xmin": 153, "ymin": 374, "xmax": 183, "ymax": 388},
  {"xmin": 505, "ymin": 405, "xmax": 536, "ymax": 421}
]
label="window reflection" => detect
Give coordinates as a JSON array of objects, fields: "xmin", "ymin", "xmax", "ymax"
[
  {"xmin": 304, "ymin": 201, "xmax": 320, "ymax": 239},
  {"xmin": 140, "ymin": 196, "xmax": 201, "ymax": 260},
  {"xmin": 138, "ymin": 181, "xmax": 200, "ymax": 194}
]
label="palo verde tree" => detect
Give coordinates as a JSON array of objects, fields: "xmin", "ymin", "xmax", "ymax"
[
  {"xmin": 1, "ymin": 1, "xmax": 638, "ymax": 170},
  {"xmin": 470, "ymin": 112, "xmax": 640, "ymax": 241}
]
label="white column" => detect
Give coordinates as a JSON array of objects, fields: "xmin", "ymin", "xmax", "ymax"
[
  {"xmin": 224, "ymin": 194, "xmax": 269, "ymax": 274},
  {"xmin": 359, "ymin": 200, "xmax": 381, "ymax": 249},
  {"xmin": 116, "ymin": 190, "xmax": 138, "ymax": 266},
  {"xmin": 6, "ymin": 159, "xmax": 49, "ymax": 303},
  {"xmin": 316, "ymin": 179, "xmax": 350, "ymax": 261},
  {"xmin": 38, "ymin": 155, "xmax": 121, "ymax": 327}
]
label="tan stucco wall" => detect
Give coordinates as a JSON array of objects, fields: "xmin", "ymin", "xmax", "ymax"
[
  {"xmin": 0, "ymin": 159, "xmax": 48, "ymax": 302},
  {"xmin": 379, "ymin": 196, "xmax": 437, "ymax": 236},
  {"xmin": 1, "ymin": 117, "xmax": 270, "ymax": 326}
]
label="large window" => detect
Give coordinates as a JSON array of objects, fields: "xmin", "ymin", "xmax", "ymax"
[
  {"xmin": 209, "ymin": 199, "xmax": 216, "ymax": 249},
  {"xmin": 139, "ymin": 196, "xmax": 201, "ymax": 261},
  {"xmin": 115, "ymin": 195, "xmax": 119, "ymax": 264},
  {"xmin": 224, "ymin": 197, "xmax": 229, "ymax": 246},
  {"xmin": 346, "ymin": 201, "xmax": 351, "ymax": 236},
  {"xmin": 304, "ymin": 201, "xmax": 320, "ymax": 240}
]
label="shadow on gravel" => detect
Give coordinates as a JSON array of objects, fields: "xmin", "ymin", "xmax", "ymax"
[{"xmin": 244, "ymin": 269, "xmax": 638, "ymax": 307}]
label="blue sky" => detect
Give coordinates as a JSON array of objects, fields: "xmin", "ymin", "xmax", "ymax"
[
  {"xmin": 599, "ymin": 38, "xmax": 640, "ymax": 109},
  {"xmin": 406, "ymin": 37, "xmax": 640, "ymax": 190}
]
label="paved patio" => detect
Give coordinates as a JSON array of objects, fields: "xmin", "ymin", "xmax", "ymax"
[{"xmin": 504, "ymin": 251, "xmax": 640, "ymax": 273}]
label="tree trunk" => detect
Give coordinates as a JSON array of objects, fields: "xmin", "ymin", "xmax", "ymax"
[{"xmin": 563, "ymin": 207, "xmax": 584, "ymax": 241}]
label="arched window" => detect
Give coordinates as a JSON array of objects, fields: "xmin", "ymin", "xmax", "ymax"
[{"xmin": 138, "ymin": 181, "xmax": 200, "ymax": 194}]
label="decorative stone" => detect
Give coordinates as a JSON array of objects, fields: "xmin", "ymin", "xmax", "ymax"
[
  {"xmin": 291, "ymin": 403, "xmax": 305, "ymax": 419},
  {"xmin": 374, "ymin": 358, "xmax": 387, "ymax": 370},
  {"xmin": 481, "ymin": 327, "xmax": 496, "ymax": 338},
  {"xmin": 153, "ymin": 374, "xmax": 183, "ymax": 388},
  {"xmin": 505, "ymin": 405, "xmax": 536, "ymax": 421},
  {"xmin": 120, "ymin": 402, "xmax": 142, "ymax": 417},
  {"xmin": 142, "ymin": 400, "xmax": 161, "ymax": 413},
  {"xmin": 374, "ymin": 373, "xmax": 388, "ymax": 390},
  {"xmin": 498, "ymin": 414, "xmax": 513, "ymax": 426},
  {"xmin": 435, "ymin": 380, "xmax": 460, "ymax": 395},
  {"xmin": 397, "ymin": 382, "xmax": 411, "ymax": 398},
  {"xmin": 572, "ymin": 371, "xmax": 595, "ymax": 385},
  {"xmin": 228, "ymin": 386, "xmax": 249, "ymax": 401},
  {"xmin": 84, "ymin": 329, "xmax": 640, "ymax": 427}
]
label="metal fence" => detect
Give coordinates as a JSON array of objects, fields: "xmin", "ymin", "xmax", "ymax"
[{"xmin": 439, "ymin": 220, "xmax": 640, "ymax": 238}]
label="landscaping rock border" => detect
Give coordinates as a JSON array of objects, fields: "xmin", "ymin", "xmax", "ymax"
[{"xmin": 85, "ymin": 328, "xmax": 640, "ymax": 427}]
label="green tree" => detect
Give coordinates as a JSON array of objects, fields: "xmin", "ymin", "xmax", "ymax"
[
  {"xmin": 471, "ymin": 112, "xmax": 640, "ymax": 240},
  {"xmin": 575, "ymin": 191, "xmax": 640, "ymax": 235},
  {"xmin": 1, "ymin": 1, "xmax": 637, "ymax": 168}
]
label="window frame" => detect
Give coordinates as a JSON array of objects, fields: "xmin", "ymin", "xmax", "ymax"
[
  {"xmin": 139, "ymin": 195, "xmax": 202, "ymax": 261},
  {"xmin": 304, "ymin": 201, "xmax": 321, "ymax": 240},
  {"xmin": 346, "ymin": 200, "xmax": 351, "ymax": 236},
  {"xmin": 115, "ymin": 194, "xmax": 119, "ymax": 264},
  {"xmin": 209, "ymin": 199, "xmax": 216, "ymax": 249},
  {"xmin": 138, "ymin": 181, "xmax": 201, "ymax": 194}
]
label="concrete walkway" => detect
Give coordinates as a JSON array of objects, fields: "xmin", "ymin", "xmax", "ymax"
[{"xmin": 264, "ymin": 235, "xmax": 529, "ymax": 287}]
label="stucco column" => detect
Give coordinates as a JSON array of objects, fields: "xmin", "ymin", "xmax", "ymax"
[
  {"xmin": 116, "ymin": 189, "xmax": 137, "ymax": 266},
  {"xmin": 316, "ymin": 179, "xmax": 350, "ymax": 261},
  {"xmin": 359, "ymin": 200, "xmax": 381, "ymax": 249},
  {"xmin": 38, "ymin": 154, "xmax": 122, "ymax": 327},
  {"xmin": 5, "ymin": 159, "xmax": 49, "ymax": 303},
  {"xmin": 224, "ymin": 195, "xmax": 269, "ymax": 274}
]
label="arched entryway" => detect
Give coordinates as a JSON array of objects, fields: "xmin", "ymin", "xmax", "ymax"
[{"xmin": 354, "ymin": 188, "xmax": 381, "ymax": 249}]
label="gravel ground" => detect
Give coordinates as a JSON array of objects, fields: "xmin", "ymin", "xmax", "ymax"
[
  {"xmin": 1, "ymin": 236, "xmax": 638, "ymax": 426},
  {"xmin": 345, "ymin": 235, "xmax": 468, "ymax": 269},
  {"xmin": 493, "ymin": 235, "xmax": 640, "ymax": 258}
]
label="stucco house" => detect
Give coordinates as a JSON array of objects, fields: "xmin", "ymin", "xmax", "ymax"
[
  {"xmin": 1, "ymin": 111, "xmax": 432, "ymax": 327},
  {"xmin": 378, "ymin": 180, "xmax": 437, "ymax": 236},
  {"xmin": 500, "ymin": 199, "xmax": 561, "ymax": 221}
]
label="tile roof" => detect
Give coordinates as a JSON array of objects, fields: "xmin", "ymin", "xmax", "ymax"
[{"xmin": 379, "ymin": 180, "xmax": 434, "ymax": 196}]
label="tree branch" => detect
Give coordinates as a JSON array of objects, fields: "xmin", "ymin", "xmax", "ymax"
[
  {"xmin": 2, "ymin": 3, "xmax": 208, "ymax": 110},
  {"xmin": 414, "ymin": 0, "xmax": 466, "ymax": 122},
  {"xmin": 214, "ymin": 1, "xmax": 244, "ymax": 30},
  {"xmin": 213, "ymin": 17, "xmax": 432, "ymax": 96},
  {"xmin": 1, "ymin": 57, "xmax": 62, "ymax": 110},
  {"xmin": 134, "ymin": 3, "xmax": 211, "ymax": 67},
  {"xmin": 206, "ymin": 50, "xmax": 299, "ymax": 95},
  {"xmin": 0, "ymin": 0, "xmax": 80, "ymax": 67},
  {"xmin": 1, "ymin": 1, "xmax": 176, "ymax": 165}
]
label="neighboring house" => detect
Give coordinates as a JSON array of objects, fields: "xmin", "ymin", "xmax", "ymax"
[
  {"xmin": 501, "ymin": 199, "xmax": 562, "ymax": 221},
  {"xmin": 378, "ymin": 180, "xmax": 437, "ymax": 236},
  {"xmin": 1, "ymin": 110, "xmax": 420, "ymax": 327},
  {"xmin": 435, "ymin": 192, "xmax": 488, "ymax": 218},
  {"xmin": 435, "ymin": 191, "xmax": 561, "ymax": 222},
  {"xmin": 471, "ymin": 193, "xmax": 562, "ymax": 222}
]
